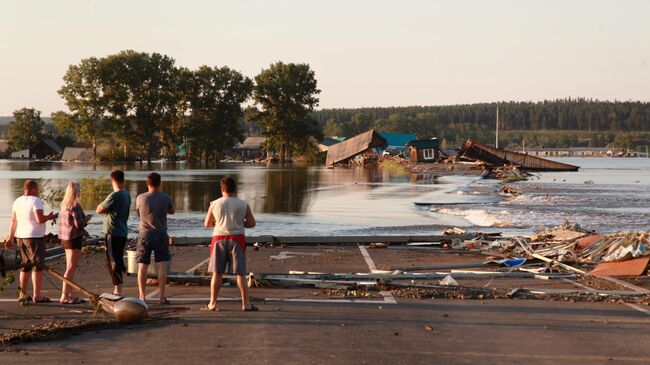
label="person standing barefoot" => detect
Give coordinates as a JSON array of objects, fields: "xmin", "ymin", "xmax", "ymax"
[
  {"xmin": 135, "ymin": 172, "xmax": 174, "ymax": 304},
  {"xmin": 58, "ymin": 181, "xmax": 91, "ymax": 304}
]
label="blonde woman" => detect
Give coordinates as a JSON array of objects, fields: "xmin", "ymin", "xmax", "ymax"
[{"xmin": 58, "ymin": 181, "xmax": 91, "ymax": 304}]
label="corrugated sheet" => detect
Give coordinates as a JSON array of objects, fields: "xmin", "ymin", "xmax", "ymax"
[
  {"xmin": 462, "ymin": 140, "xmax": 579, "ymax": 171},
  {"xmin": 379, "ymin": 132, "xmax": 418, "ymax": 148},
  {"xmin": 325, "ymin": 130, "xmax": 387, "ymax": 165}
]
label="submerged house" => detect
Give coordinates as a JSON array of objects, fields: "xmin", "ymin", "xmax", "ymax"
[
  {"xmin": 378, "ymin": 132, "xmax": 417, "ymax": 156},
  {"xmin": 11, "ymin": 139, "xmax": 62, "ymax": 160},
  {"xmin": 325, "ymin": 130, "xmax": 387, "ymax": 166},
  {"xmin": 61, "ymin": 147, "xmax": 94, "ymax": 162},
  {"xmin": 407, "ymin": 138, "xmax": 441, "ymax": 162},
  {"xmin": 233, "ymin": 136, "xmax": 266, "ymax": 160}
]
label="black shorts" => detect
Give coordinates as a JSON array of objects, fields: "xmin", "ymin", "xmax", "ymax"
[
  {"xmin": 17, "ymin": 238, "xmax": 46, "ymax": 272},
  {"xmin": 61, "ymin": 235, "xmax": 83, "ymax": 250},
  {"xmin": 136, "ymin": 231, "xmax": 171, "ymax": 264}
]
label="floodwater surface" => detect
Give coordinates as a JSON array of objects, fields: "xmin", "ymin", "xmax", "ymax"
[{"xmin": 0, "ymin": 157, "xmax": 648, "ymax": 238}]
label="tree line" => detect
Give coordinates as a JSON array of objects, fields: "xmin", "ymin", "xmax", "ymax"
[
  {"xmin": 4, "ymin": 50, "xmax": 321, "ymax": 163},
  {"xmin": 314, "ymin": 98, "xmax": 650, "ymax": 149}
]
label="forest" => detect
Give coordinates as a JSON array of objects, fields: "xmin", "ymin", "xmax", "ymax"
[{"xmin": 313, "ymin": 99, "xmax": 650, "ymax": 149}]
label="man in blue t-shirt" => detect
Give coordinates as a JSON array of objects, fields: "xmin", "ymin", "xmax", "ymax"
[{"xmin": 96, "ymin": 170, "xmax": 131, "ymax": 296}]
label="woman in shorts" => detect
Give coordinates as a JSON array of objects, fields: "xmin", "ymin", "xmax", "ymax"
[{"xmin": 58, "ymin": 181, "xmax": 91, "ymax": 304}]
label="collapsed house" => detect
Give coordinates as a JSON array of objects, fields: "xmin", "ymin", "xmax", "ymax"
[
  {"xmin": 61, "ymin": 147, "xmax": 94, "ymax": 162},
  {"xmin": 461, "ymin": 139, "xmax": 579, "ymax": 172},
  {"xmin": 379, "ymin": 132, "xmax": 417, "ymax": 156},
  {"xmin": 325, "ymin": 130, "xmax": 387, "ymax": 166}
]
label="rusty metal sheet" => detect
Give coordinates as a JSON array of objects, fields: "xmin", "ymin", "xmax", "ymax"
[
  {"xmin": 589, "ymin": 257, "xmax": 650, "ymax": 277},
  {"xmin": 576, "ymin": 234, "xmax": 603, "ymax": 251}
]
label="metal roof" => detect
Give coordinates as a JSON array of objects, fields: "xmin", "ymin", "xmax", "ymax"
[
  {"xmin": 325, "ymin": 130, "xmax": 387, "ymax": 165},
  {"xmin": 378, "ymin": 132, "xmax": 418, "ymax": 147}
]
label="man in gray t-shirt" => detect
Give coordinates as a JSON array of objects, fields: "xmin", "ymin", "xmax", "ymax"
[{"xmin": 135, "ymin": 172, "xmax": 175, "ymax": 304}]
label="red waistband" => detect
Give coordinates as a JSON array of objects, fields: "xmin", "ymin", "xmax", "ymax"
[{"xmin": 210, "ymin": 235, "xmax": 246, "ymax": 254}]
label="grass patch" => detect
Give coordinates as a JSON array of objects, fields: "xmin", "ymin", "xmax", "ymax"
[{"xmin": 379, "ymin": 159, "xmax": 409, "ymax": 175}]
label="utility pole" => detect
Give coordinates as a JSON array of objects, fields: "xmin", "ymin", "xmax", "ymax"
[{"xmin": 495, "ymin": 106, "xmax": 500, "ymax": 149}]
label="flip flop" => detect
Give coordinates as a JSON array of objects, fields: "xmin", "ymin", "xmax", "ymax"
[
  {"xmin": 242, "ymin": 305, "xmax": 259, "ymax": 312},
  {"xmin": 200, "ymin": 305, "xmax": 220, "ymax": 312},
  {"xmin": 34, "ymin": 297, "xmax": 51, "ymax": 304},
  {"xmin": 159, "ymin": 298, "xmax": 170, "ymax": 305}
]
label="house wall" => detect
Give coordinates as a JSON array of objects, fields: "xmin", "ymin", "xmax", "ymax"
[{"xmin": 410, "ymin": 148, "xmax": 439, "ymax": 163}]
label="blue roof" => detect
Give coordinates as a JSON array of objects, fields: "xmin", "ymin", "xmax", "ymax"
[{"xmin": 378, "ymin": 132, "xmax": 418, "ymax": 147}]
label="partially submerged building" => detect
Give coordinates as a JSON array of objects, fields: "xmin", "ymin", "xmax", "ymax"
[
  {"xmin": 407, "ymin": 138, "xmax": 440, "ymax": 163},
  {"xmin": 233, "ymin": 136, "xmax": 266, "ymax": 160},
  {"xmin": 378, "ymin": 132, "xmax": 417, "ymax": 156},
  {"xmin": 462, "ymin": 140, "xmax": 579, "ymax": 171},
  {"xmin": 325, "ymin": 130, "xmax": 387, "ymax": 166},
  {"xmin": 61, "ymin": 147, "xmax": 94, "ymax": 162},
  {"xmin": 11, "ymin": 139, "xmax": 62, "ymax": 160}
]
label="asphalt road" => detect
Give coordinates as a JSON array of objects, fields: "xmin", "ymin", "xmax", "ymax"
[{"xmin": 2, "ymin": 245, "xmax": 650, "ymax": 364}]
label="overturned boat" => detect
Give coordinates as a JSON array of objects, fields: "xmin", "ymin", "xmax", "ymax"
[{"xmin": 462, "ymin": 140, "xmax": 579, "ymax": 172}]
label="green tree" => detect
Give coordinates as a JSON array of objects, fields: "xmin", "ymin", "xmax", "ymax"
[
  {"xmin": 184, "ymin": 65, "xmax": 253, "ymax": 164},
  {"xmin": 324, "ymin": 118, "xmax": 342, "ymax": 137},
  {"xmin": 253, "ymin": 62, "xmax": 322, "ymax": 161},
  {"xmin": 8, "ymin": 108, "xmax": 45, "ymax": 151},
  {"xmin": 100, "ymin": 50, "xmax": 179, "ymax": 162},
  {"xmin": 54, "ymin": 57, "xmax": 107, "ymax": 161}
]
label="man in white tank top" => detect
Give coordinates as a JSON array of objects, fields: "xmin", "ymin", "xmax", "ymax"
[{"xmin": 201, "ymin": 177, "xmax": 257, "ymax": 312}]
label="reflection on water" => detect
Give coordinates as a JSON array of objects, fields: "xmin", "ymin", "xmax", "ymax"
[
  {"xmin": 0, "ymin": 160, "xmax": 460, "ymax": 237},
  {"xmin": 2, "ymin": 158, "xmax": 647, "ymax": 238}
]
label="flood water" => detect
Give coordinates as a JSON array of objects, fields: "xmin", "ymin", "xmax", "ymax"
[{"xmin": 0, "ymin": 158, "xmax": 648, "ymax": 238}]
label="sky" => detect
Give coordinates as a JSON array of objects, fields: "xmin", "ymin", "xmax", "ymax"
[{"xmin": 0, "ymin": 0, "xmax": 649, "ymax": 116}]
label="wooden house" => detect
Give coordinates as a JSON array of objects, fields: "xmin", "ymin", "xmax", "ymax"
[{"xmin": 407, "ymin": 139, "xmax": 440, "ymax": 163}]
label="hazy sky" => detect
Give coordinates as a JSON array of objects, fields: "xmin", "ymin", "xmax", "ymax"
[{"xmin": 1, "ymin": 0, "xmax": 648, "ymax": 115}]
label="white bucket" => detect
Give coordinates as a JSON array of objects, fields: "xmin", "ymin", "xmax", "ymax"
[{"xmin": 126, "ymin": 250, "xmax": 172, "ymax": 276}]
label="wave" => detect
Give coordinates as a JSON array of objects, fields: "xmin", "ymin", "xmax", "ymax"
[{"xmin": 436, "ymin": 207, "xmax": 514, "ymax": 227}]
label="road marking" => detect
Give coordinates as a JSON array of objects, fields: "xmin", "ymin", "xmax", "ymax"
[
  {"xmin": 359, "ymin": 245, "xmax": 397, "ymax": 304},
  {"xmin": 166, "ymin": 296, "xmax": 388, "ymax": 304},
  {"xmin": 358, "ymin": 245, "xmax": 377, "ymax": 272},
  {"xmin": 601, "ymin": 276, "xmax": 650, "ymax": 294},
  {"xmin": 269, "ymin": 251, "xmax": 321, "ymax": 260},
  {"xmin": 625, "ymin": 303, "xmax": 650, "ymax": 316}
]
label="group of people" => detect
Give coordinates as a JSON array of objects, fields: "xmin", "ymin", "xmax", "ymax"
[{"xmin": 4, "ymin": 170, "xmax": 257, "ymax": 311}]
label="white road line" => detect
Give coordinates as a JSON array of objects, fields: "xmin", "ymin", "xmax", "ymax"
[
  {"xmin": 166, "ymin": 297, "xmax": 387, "ymax": 304},
  {"xmin": 624, "ymin": 303, "xmax": 650, "ymax": 316},
  {"xmin": 358, "ymin": 245, "xmax": 377, "ymax": 272},
  {"xmin": 358, "ymin": 245, "xmax": 397, "ymax": 305}
]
